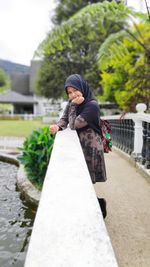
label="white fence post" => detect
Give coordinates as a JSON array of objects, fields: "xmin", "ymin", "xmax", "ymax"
[{"xmin": 132, "ymin": 103, "xmax": 147, "ymax": 158}]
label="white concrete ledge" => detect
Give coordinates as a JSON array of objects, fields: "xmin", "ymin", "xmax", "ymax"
[{"xmin": 25, "ymin": 128, "xmax": 118, "ymax": 267}]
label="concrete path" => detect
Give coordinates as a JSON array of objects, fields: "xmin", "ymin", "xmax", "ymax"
[{"xmin": 95, "ymin": 150, "xmax": 150, "ymax": 267}]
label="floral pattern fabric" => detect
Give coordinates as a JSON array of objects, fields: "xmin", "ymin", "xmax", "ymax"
[{"xmin": 57, "ymin": 102, "xmax": 107, "ymax": 184}]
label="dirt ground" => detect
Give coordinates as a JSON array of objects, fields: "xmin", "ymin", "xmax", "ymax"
[{"xmin": 95, "ymin": 150, "xmax": 150, "ymax": 267}]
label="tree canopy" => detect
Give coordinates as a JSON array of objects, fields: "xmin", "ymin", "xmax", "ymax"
[
  {"xmin": 0, "ymin": 68, "xmax": 10, "ymax": 93},
  {"xmin": 35, "ymin": 1, "xmax": 134, "ymax": 99},
  {"xmin": 97, "ymin": 21, "xmax": 150, "ymax": 111},
  {"xmin": 52, "ymin": 0, "xmax": 111, "ymax": 25}
]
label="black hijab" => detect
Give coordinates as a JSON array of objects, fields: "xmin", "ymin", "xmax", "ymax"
[{"xmin": 65, "ymin": 74, "xmax": 101, "ymax": 134}]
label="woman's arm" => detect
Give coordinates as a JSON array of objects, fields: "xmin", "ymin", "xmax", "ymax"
[
  {"xmin": 49, "ymin": 102, "xmax": 70, "ymax": 134},
  {"xmin": 69, "ymin": 103, "xmax": 88, "ymax": 130},
  {"xmin": 57, "ymin": 102, "xmax": 70, "ymax": 130}
]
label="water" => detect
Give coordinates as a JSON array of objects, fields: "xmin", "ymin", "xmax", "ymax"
[{"xmin": 0, "ymin": 161, "xmax": 36, "ymax": 267}]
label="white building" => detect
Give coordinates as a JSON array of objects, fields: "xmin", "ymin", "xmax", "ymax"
[{"xmin": 0, "ymin": 60, "xmax": 61, "ymax": 116}]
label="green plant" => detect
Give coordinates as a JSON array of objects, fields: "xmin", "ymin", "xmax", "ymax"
[
  {"xmin": 97, "ymin": 22, "xmax": 150, "ymax": 111},
  {"xmin": 18, "ymin": 127, "xmax": 55, "ymax": 190},
  {"xmin": 0, "ymin": 115, "xmax": 23, "ymax": 120},
  {"xmin": 0, "ymin": 68, "xmax": 11, "ymax": 93}
]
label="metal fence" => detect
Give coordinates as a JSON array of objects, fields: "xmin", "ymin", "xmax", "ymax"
[{"xmin": 103, "ymin": 104, "xmax": 150, "ymax": 170}]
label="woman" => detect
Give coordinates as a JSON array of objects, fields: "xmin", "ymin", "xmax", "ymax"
[{"xmin": 50, "ymin": 74, "xmax": 107, "ymax": 218}]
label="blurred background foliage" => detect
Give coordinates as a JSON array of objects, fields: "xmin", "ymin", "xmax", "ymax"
[
  {"xmin": 34, "ymin": 0, "xmax": 150, "ymax": 112},
  {"xmin": 0, "ymin": 68, "xmax": 11, "ymax": 93}
]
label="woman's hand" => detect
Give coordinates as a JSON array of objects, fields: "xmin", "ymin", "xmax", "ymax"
[
  {"xmin": 49, "ymin": 124, "xmax": 59, "ymax": 134},
  {"xmin": 72, "ymin": 96, "xmax": 85, "ymax": 105}
]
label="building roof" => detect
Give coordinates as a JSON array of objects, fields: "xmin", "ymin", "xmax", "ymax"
[{"xmin": 0, "ymin": 90, "xmax": 38, "ymax": 104}]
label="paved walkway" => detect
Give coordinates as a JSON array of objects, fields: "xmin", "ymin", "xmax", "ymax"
[{"xmin": 95, "ymin": 150, "xmax": 150, "ymax": 267}]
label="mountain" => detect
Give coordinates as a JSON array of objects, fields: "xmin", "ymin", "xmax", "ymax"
[{"xmin": 0, "ymin": 59, "xmax": 30, "ymax": 76}]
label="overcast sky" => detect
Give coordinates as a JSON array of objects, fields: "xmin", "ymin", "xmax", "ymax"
[
  {"xmin": 0, "ymin": 0, "xmax": 147, "ymax": 66},
  {"xmin": 0, "ymin": 0, "xmax": 56, "ymax": 66},
  {"xmin": 127, "ymin": 0, "xmax": 147, "ymax": 11}
]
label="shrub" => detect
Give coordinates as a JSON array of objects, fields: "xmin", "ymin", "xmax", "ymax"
[
  {"xmin": 0, "ymin": 115, "xmax": 23, "ymax": 120},
  {"xmin": 18, "ymin": 127, "xmax": 55, "ymax": 190}
]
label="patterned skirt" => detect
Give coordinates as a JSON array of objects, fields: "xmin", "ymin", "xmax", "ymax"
[{"xmin": 78, "ymin": 128, "xmax": 107, "ymax": 184}]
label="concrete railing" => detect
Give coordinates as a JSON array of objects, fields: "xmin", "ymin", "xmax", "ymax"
[{"xmin": 24, "ymin": 128, "xmax": 118, "ymax": 267}]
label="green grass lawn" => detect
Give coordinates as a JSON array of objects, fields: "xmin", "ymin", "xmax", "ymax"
[{"xmin": 0, "ymin": 120, "xmax": 49, "ymax": 137}]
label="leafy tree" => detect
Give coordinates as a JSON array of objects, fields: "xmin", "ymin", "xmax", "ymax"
[
  {"xmin": 0, "ymin": 69, "xmax": 6, "ymax": 87},
  {"xmin": 52, "ymin": 0, "xmax": 112, "ymax": 25},
  {"xmin": 35, "ymin": 1, "xmax": 133, "ymax": 99},
  {"xmin": 36, "ymin": 51, "xmax": 71, "ymax": 99},
  {"xmin": 97, "ymin": 22, "xmax": 150, "ymax": 111},
  {"xmin": 144, "ymin": 0, "xmax": 150, "ymax": 21},
  {"xmin": 0, "ymin": 68, "xmax": 10, "ymax": 92}
]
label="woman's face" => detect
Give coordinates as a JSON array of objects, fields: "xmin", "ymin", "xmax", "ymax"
[{"xmin": 67, "ymin": 87, "xmax": 83, "ymax": 101}]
